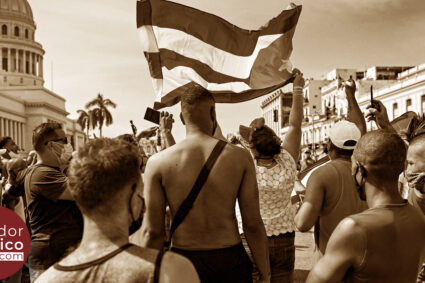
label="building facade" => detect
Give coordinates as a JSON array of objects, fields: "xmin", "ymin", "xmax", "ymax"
[
  {"xmin": 260, "ymin": 64, "xmax": 421, "ymax": 151},
  {"xmin": 0, "ymin": 0, "xmax": 85, "ymax": 152}
]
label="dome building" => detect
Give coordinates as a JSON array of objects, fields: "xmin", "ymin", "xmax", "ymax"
[{"xmin": 0, "ymin": 0, "xmax": 85, "ymax": 152}]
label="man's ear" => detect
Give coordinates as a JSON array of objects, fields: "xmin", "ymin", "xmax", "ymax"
[{"xmin": 179, "ymin": 112, "xmax": 185, "ymax": 125}]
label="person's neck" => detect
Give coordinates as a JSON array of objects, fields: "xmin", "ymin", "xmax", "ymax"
[
  {"xmin": 37, "ymin": 154, "xmax": 59, "ymax": 168},
  {"xmin": 365, "ymin": 181, "xmax": 405, "ymax": 208},
  {"xmin": 329, "ymin": 152, "xmax": 351, "ymax": 162},
  {"xmin": 185, "ymin": 124, "xmax": 212, "ymax": 138},
  {"xmin": 65, "ymin": 215, "xmax": 129, "ymax": 263}
]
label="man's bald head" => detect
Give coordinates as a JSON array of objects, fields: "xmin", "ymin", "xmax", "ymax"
[{"xmin": 354, "ymin": 130, "xmax": 406, "ymax": 182}]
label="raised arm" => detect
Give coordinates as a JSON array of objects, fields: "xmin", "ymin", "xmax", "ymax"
[
  {"xmin": 159, "ymin": 111, "xmax": 176, "ymax": 149},
  {"xmin": 140, "ymin": 155, "xmax": 166, "ymax": 250},
  {"xmin": 282, "ymin": 70, "xmax": 305, "ymax": 163},
  {"xmin": 345, "ymin": 79, "xmax": 367, "ymax": 135},
  {"xmin": 238, "ymin": 151, "xmax": 270, "ymax": 283},
  {"xmin": 306, "ymin": 218, "xmax": 365, "ymax": 283}
]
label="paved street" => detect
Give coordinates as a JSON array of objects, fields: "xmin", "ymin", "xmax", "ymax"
[{"xmin": 294, "ymin": 231, "xmax": 314, "ymax": 282}]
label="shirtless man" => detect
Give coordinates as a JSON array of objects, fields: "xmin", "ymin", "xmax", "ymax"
[
  {"xmin": 141, "ymin": 84, "xmax": 270, "ymax": 283},
  {"xmin": 295, "ymin": 79, "xmax": 367, "ymax": 263},
  {"xmin": 307, "ymin": 130, "xmax": 425, "ymax": 283}
]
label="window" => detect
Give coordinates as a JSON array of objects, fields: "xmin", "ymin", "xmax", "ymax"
[
  {"xmin": 406, "ymin": 99, "xmax": 412, "ymax": 112},
  {"xmin": 14, "ymin": 26, "xmax": 19, "ymax": 37},
  {"xmin": 25, "ymin": 29, "xmax": 28, "ymax": 39},
  {"xmin": 1, "ymin": 25, "xmax": 7, "ymax": 35},
  {"xmin": 392, "ymin": 103, "xmax": 399, "ymax": 119}
]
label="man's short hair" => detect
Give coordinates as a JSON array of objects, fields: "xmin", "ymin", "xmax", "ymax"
[
  {"xmin": 68, "ymin": 138, "xmax": 141, "ymax": 213},
  {"xmin": 181, "ymin": 83, "xmax": 215, "ymax": 114},
  {"xmin": 32, "ymin": 123, "xmax": 63, "ymax": 152},
  {"xmin": 354, "ymin": 130, "xmax": 406, "ymax": 181},
  {"xmin": 0, "ymin": 136, "xmax": 12, "ymax": 149},
  {"xmin": 116, "ymin": 134, "xmax": 137, "ymax": 146}
]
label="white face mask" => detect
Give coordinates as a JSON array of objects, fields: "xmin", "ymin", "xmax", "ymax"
[{"xmin": 50, "ymin": 142, "xmax": 73, "ymax": 167}]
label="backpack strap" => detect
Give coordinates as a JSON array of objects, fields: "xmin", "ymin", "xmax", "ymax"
[
  {"xmin": 168, "ymin": 140, "xmax": 227, "ymax": 241},
  {"xmin": 153, "ymin": 250, "xmax": 165, "ymax": 283}
]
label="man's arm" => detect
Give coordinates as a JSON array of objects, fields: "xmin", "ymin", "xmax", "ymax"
[
  {"xmin": 33, "ymin": 167, "xmax": 74, "ymax": 201},
  {"xmin": 161, "ymin": 252, "xmax": 200, "ymax": 283},
  {"xmin": 159, "ymin": 111, "xmax": 176, "ymax": 149},
  {"xmin": 238, "ymin": 151, "xmax": 270, "ymax": 282},
  {"xmin": 295, "ymin": 166, "xmax": 331, "ymax": 232},
  {"xmin": 306, "ymin": 218, "xmax": 366, "ymax": 283},
  {"xmin": 282, "ymin": 72, "xmax": 304, "ymax": 163},
  {"xmin": 345, "ymin": 79, "xmax": 367, "ymax": 135},
  {"xmin": 140, "ymin": 155, "xmax": 166, "ymax": 250}
]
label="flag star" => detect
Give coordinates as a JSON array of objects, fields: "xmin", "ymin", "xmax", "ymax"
[{"xmin": 278, "ymin": 59, "xmax": 292, "ymax": 72}]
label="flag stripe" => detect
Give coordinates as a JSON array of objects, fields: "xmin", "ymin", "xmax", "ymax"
[
  {"xmin": 149, "ymin": 26, "xmax": 286, "ymax": 78},
  {"xmin": 137, "ymin": 0, "xmax": 301, "ymax": 57},
  {"xmin": 144, "ymin": 52, "xmax": 162, "ymax": 79},
  {"xmin": 153, "ymin": 77, "xmax": 293, "ymax": 109}
]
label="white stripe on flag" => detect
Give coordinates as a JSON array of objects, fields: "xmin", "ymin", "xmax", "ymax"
[
  {"xmin": 139, "ymin": 26, "xmax": 285, "ymax": 79},
  {"xmin": 161, "ymin": 66, "xmax": 251, "ymax": 95},
  {"xmin": 138, "ymin": 25, "xmax": 159, "ymax": 53}
]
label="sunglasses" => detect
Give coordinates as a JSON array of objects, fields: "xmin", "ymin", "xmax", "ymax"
[{"xmin": 45, "ymin": 137, "xmax": 68, "ymax": 145}]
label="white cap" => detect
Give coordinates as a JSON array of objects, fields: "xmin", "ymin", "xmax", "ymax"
[
  {"xmin": 0, "ymin": 149, "xmax": 7, "ymax": 156},
  {"xmin": 328, "ymin": 120, "xmax": 361, "ymax": 150}
]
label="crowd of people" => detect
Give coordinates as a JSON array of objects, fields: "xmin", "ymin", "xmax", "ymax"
[{"xmin": 1, "ymin": 69, "xmax": 425, "ymax": 283}]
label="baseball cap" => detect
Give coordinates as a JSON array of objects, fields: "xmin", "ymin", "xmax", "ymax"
[
  {"xmin": 328, "ymin": 120, "xmax": 361, "ymax": 150},
  {"xmin": 0, "ymin": 148, "xmax": 7, "ymax": 156}
]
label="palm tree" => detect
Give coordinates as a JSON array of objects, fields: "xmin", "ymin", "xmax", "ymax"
[
  {"xmin": 85, "ymin": 93, "xmax": 117, "ymax": 137},
  {"xmin": 76, "ymin": 109, "xmax": 91, "ymax": 139}
]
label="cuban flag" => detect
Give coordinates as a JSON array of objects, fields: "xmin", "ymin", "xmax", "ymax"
[{"xmin": 137, "ymin": 0, "xmax": 302, "ymax": 109}]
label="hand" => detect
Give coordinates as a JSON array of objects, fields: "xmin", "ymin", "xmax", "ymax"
[
  {"xmin": 365, "ymin": 100, "xmax": 394, "ymax": 131},
  {"xmin": 138, "ymin": 126, "xmax": 158, "ymax": 139},
  {"xmin": 292, "ymin": 68, "xmax": 305, "ymax": 89},
  {"xmin": 344, "ymin": 78, "xmax": 356, "ymax": 97},
  {"xmin": 159, "ymin": 111, "xmax": 174, "ymax": 133}
]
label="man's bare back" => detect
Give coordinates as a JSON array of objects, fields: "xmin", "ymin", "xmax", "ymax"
[{"xmin": 143, "ymin": 134, "xmax": 252, "ymax": 250}]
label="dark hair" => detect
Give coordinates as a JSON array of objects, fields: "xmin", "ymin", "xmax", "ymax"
[
  {"xmin": 251, "ymin": 126, "xmax": 281, "ymax": 156},
  {"xmin": 181, "ymin": 83, "xmax": 215, "ymax": 114},
  {"xmin": 328, "ymin": 141, "xmax": 353, "ymax": 158},
  {"xmin": 0, "ymin": 136, "xmax": 12, "ymax": 149},
  {"xmin": 354, "ymin": 130, "xmax": 406, "ymax": 182},
  {"xmin": 68, "ymin": 138, "xmax": 140, "ymax": 213},
  {"xmin": 32, "ymin": 123, "xmax": 63, "ymax": 152}
]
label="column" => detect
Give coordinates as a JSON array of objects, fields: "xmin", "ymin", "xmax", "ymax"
[
  {"xmin": 40, "ymin": 56, "xmax": 43, "ymax": 77},
  {"xmin": 7, "ymin": 48, "xmax": 10, "ymax": 72},
  {"xmin": 17, "ymin": 122, "xmax": 21, "ymax": 148},
  {"xmin": 0, "ymin": 48, "xmax": 3, "ymax": 71},
  {"xmin": 15, "ymin": 49, "xmax": 18, "ymax": 72},
  {"xmin": 0, "ymin": 117, "xmax": 3, "ymax": 136},
  {"xmin": 37, "ymin": 55, "xmax": 41, "ymax": 77},
  {"xmin": 20, "ymin": 123, "xmax": 24, "ymax": 150},
  {"xmin": 29, "ymin": 52, "xmax": 32, "ymax": 75},
  {"xmin": 23, "ymin": 50, "xmax": 26, "ymax": 73}
]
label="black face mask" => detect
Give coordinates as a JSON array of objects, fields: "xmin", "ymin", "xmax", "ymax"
[
  {"xmin": 129, "ymin": 188, "xmax": 145, "ymax": 235},
  {"xmin": 353, "ymin": 163, "xmax": 367, "ymax": 201}
]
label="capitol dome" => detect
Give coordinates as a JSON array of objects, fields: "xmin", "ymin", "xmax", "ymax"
[
  {"xmin": 0, "ymin": 0, "xmax": 44, "ymax": 87},
  {"xmin": 0, "ymin": 0, "xmax": 34, "ymax": 26}
]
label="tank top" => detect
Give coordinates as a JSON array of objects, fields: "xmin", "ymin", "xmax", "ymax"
[
  {"xmin": 346, "ymin": 203, "xmax": 425, "ymax": 283},
  {"xmin": 35, "ymin": 244, "xmax": 163, "ymax": 283},
  {"xmin": 314, "ymin": 159, "xmax": 368, "ymax": 262}
]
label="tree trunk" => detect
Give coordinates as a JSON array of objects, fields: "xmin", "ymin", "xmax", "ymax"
[{"xmin": 99, "ymin": 125, "xmax": 103, "ymax": 138}]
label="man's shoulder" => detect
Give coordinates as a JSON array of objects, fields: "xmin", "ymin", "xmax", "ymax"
[
  {"xmin": 332, "ymin": 216, "xmax": 366, "ymax": 243},
  {"xmin": 30, "ymin": 164, "xmax": 65, "ymax": 181}
]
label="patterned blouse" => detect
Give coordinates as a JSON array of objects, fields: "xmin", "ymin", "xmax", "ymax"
[{"xmin": 236, "ymin": 149, "xmax": 297, "ymax": 236}]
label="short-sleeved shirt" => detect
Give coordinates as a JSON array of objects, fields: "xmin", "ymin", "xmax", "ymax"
[
  {"xmin": 35, "ymin": 245, "xmax": 160, "ymax": 283},
  {"xmin": 237, "ymin": 149, "xmax": 298, "ymax": 236},
  {"xmin": 24, "ymin": 164, "xmax": 83, "ymax": 269}
]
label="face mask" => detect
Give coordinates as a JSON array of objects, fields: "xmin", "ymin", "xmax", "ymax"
[
  {"xmin": 50, "ymin": 142, "xmax": 73, "ymax": 166},
  {"xmin": 128, "ymin": 188, "xmax": 145, "ymax": 235},
  {"xmin": 406, "ymin": 172, "xmax": 425, "ymax": 193}
]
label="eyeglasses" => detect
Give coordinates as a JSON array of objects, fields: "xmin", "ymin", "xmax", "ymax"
[{"xmin": 45, "ymin": 137, "xmax": 68, "ymax": 145}]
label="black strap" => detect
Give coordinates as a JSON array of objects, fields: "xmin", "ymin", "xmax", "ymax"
[
  {"xmin": 153, "ymin": 250, "xmax": 165, "ymax": 283},
  {"xmin": 53, "ymin": 243, "xmax": 133, "ymax": 271},
  {"xmin": 169, "ymin": 140, "xmax": 227, "ymax": 241}
]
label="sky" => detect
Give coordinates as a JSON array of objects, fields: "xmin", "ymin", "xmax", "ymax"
[{"xmin": 28, "ymin": 0, "xmax": 425, "ymax": 141}]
